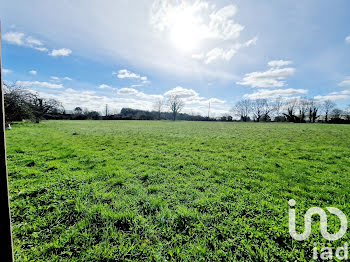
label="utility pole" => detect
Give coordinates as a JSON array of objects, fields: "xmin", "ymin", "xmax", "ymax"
[
  {"xmin": 105, "ymin": 104, "xmax": 108, "ymax": 117},
  {"xmin": 0, "ymin": 20, "xmax": 14, "ymax": 262}
]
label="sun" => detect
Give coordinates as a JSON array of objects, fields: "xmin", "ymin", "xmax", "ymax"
[{"xmin": 169, "ymin": 10, "xmax": 202, "ymax": 52}]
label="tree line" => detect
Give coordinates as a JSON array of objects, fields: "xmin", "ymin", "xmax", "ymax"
[
  {"xmin": 3, "ymin": 83, "xmax": 350, "ymax": 123},
  {"xmin": 3, "ymin": 84, "xmax": 214, "ymax": 122},
  {"xmin": 232, "ymin": 97, "xmax": 350, "ymax": 123}
]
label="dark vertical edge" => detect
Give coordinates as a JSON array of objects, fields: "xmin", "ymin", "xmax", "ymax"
[{"xmin": 0, "ymin": 20, "xmax": 14, "ymax": 262}]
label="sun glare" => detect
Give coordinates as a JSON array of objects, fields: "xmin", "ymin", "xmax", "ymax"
[{"xmin": 169, "ymin": 10, "xmax": 201, "ymax": 52}]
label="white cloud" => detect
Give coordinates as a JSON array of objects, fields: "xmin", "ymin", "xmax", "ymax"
[
  {"xmin": 208, "ymin": 98, "xmax": 225, "ymax": 104},
  {"xmin": 238, "ymin": 61, "xmax": 295, "ymax": 88},
  {"xmin": 25, "ymin": 36, "xmax": 43, "ymax": 46},
  {"xmin": 113, "ymin": 69, "xmax": 149, "ymax": 83},
  {"xmin": 115, "ymin": 69, "xmax": 140, "ymax": 79},
  {"xmin": 164, "ymin": 86, "xmax": 199, "ymax": 98},
  {"xmin": 314, "ymin": 94, "xmax": 350, "ymax": 101},
  {"xmin": 117, "ymin": 87, "xmax": 163, "ymax": 100},
  {"xmin": 330, "ymin": 90, "xmax": 350, "ymax": 95},
  {"xmin": 244, "ymin": 37, "xmax": 258, "ymax": 47},
  {"xmin": 205, "ymin": 46, "xmax": 237, "ymax": 64},
  {"xmin": 3, "ymin": 68, "xmax": 12, "ymax": 74},
  {"xmin": 268, "ymin": 60, "xmax": 293, "ymax": 67},
  {"xmin": 238, "ymin": 67, "xmax": 295, "ymax": 88},
  {"xmin": 51, "ymin": 76, "xmax": 72, "ymax": 82},
  {"xmin": 209, "ymin": 5, "xmax": 243, "ymax": 40},
  {"xmin": 131, "ymin": 84, "xmax": 144, "ymax": 88},
  {"xmin": 345, "ymin": 36, "xmax": 350, "ymax": 44},
  {"xmin": 49, "ymin": 48, "xmax": 72, "ymax": 56},
  {"xmin": 117, "ymin": 87, "xmax": 139, "ymax": 95},
  {"xmin": 3, "ymin": 31, "xmax": 48, "ymax": 52},
  {"xmin": 34, "ymin": 47, "xmax": 48, "ymax": 52},
  {"xmin": 205, "ymin": 48, "xmax": 224, "ymax": 64},
  {"xmin": 17, "ymin": 80, "xmax": 63, "ymax": 89},
  {"xmin": 203, "ymin": 37, "xmax": 257, "ymax": 64},
  {"xmin": 82, "ymin": 90, "xmax": 96, "ymax": 95},
  {"xmin": 339, "ymin": 77, "xmax": 350, "ymax": 87},
  {"xmin": 3, "ymin": 31, "xmax": 72, "ymax": 58},
  {"xmin": 99, "ymin": 84, "xmax": 113, "ymax": 89},
  {"xmin": 315, "ymin": 90, "xmax": 350, "ymax": 101},
  {"xmin": 29, "ymin": 70, "xmax": 37, "ymax": 75},
  {"xmin": 3, "ymin": 32, "xmax": 25, "ymax": 45},
  {"xmin": 50, "ymin": 76, "xmax": 60, "ymax": 81},
  {"xmin": 63, "ymin": 89, "xmax": 95, "ymax": 95},
  {"xmin": 244, "ymin": 88, "xmax": 308, "ymax": 99}
]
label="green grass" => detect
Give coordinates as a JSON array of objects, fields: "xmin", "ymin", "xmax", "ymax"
[{"xmin": 6, "ymin": 120, "xmax": 350, "ymax": 261}]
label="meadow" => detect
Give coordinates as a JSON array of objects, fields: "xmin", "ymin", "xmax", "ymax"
[{"xmin": 6, "ymin": 120, "xmax": 350, "ymax": 261}]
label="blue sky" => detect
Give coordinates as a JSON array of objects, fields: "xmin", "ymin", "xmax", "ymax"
[{"xmin": 1, "ymin": 0, "xmax": 350, "ymax": 116}]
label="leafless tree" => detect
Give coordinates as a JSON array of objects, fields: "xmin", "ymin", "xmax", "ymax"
[
  {"xmin": 344, "ymin": 105, "xmax": 350, "ymax": 121},
  {"xmin": 168, "ymin": 95, "xmax": 184, "ymax": 121},
  {"xmin": 4, "ymin": 82, "xmax": 63, "ymax": 123},
  {"xmin": 3, "ymin": 83, "xmax": 33, "ymax": 122},
  {"xmin": 274, "ymin": 96, "xmax": 284, "ymax": 117},
  {"xmin": 307, "ymin": 99, "xmax": 320, "ymax": 123},
  {"xmin": 28, "ymin": 93, "xmax": 63, "ymax": 122},
  {"xmin": 298, "ymin": 98, "xmax": 310, "ymax": 122},
  {"xmin": 252, "ymin": 99, "xmax": 266, "ymax": 122},
  {"xmin": 262, "ymin": 99, "xmax": 276, "ymax": 121},
  {"xmin": 283, "ymin": 98, "xmax": 298, "ymax": 122},
  {"xmin": 331, "ymin": 108, "xmax": 343, "ymax": 120},
  {"xmin": 153, "ymin": 99, "xmax": 165, "ymax": 120},
  {"xmin": 322, "ymin": 99, "xmax": 336, "ymax": 123},
  {"xmin": 232, "ymin": 99, "xmax": 252, "ymax": 122}
]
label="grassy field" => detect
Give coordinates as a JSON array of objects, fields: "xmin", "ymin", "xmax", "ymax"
[{"xmin": 6, "ymin": 120, "xmax": 350, "ymax": 261}]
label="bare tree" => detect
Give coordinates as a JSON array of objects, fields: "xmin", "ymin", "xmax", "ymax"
[
  {"xmin": 274, "ymin": 96, "xmax": 284, "ymax": 117},
  {"xmin": 344, "ymin": 104, "xmax": 350, "ymax": 121},
  {"xmin": 232, "ymin": 99, "xmax": 252, "ymax": 122},
  {"xmin": 252, "ymin": 99, "xmax": 266, "ymax": 122},
  {"xmin": 168, "ymin": 95, "xmax": 184, "ymax": 121},
  {"xmin": 298, "ymin": 98, "xmax": 310, "ymax": 122},
  {"xmin": 322, "ymin": 100, "xmax": 336, "ymax": 123},
  {"xmin": 3, "ymin": 83, "xmax": 33, "ymax": 122},
  {"xmin": 262, "ymin": 99, "xmax": 276, "ymax": 122},
  {"xmin": 307, "ymin": 99, "xmax": 320, "ymax": 123},
  {"xmin": 331, "ymin": 108, "xmax": 343, "ymax": 120},
  {"xmin": 283, "ymin": 98, "xmax": 298, "ymax": 122},
  {"xmin": 153, "ymin": 99, "xmax": 165, "ymax": 120},
  {"xmin": 4, "ymin": 83, "xmax": 63, "ymax": 123},
  {"xmin": 250, "ymin": 99, "xmax": 275, "ymax": 122},
  {"xmin": 28, "ymin": 93, "xmax": 63, "ymax": 123}
]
